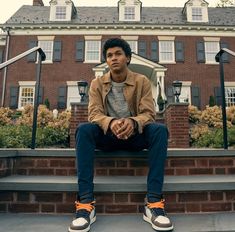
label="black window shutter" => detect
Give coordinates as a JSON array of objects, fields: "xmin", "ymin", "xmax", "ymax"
[
  {"xmin": 0, "ymin": 49, "xmax": 3, "ymax": 63},
  {"xmin": 53, "ymin": 41, "xmax": 62, "ymax": 62},
  {"xmin": 138, "ymin": 41, "xmax": 147, "ymax": 58},
  {"xmin": 101, "ymin": 40, "xmax": 106, "ymax": 63},
  {"xmin": 175, "ymin": 41, "xmax": 184, "ymax": 62},
  {"xmin": 58, "ymin": 87, "xmax": 67, "ymax": 109},
  {"xmin": 150, "ymin": 41, "xmax": 159, "ymax": 62},
  {"xmin": 214, "ymin": 87, "xmax": 222, "ymax": 106},
  {"xmin": 191, "ymin": 86, "xmax": 201, "ymax": 109},
  {"xmin": 167, "ymin": 86, "xmax": 174, "ymax": 104},
  {"xmin": 76, "ymin": 41, "xmax": 84, "ymax": 62},
  {"xmin": 27, "ymin": 41, "xmax": 38, "ymax": 62},
  {"xmin": 9, "ymin": 87, "xmax": 19, "ymax": 109},
  {"xmin": 38, "ymin": 87, "xmax": 43, "ymax": 105},
  {"xmin": 196, "ymin": 41, "xmax": 205, "ymax": 63},
  {"xmin": 220, "ymin": 42, "xmax": 229, "ymax": 63}
]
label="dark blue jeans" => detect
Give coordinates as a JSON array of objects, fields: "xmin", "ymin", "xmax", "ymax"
[{"xmin": 75, "ymin": 122, "xmax": 168, "ymax": 203}]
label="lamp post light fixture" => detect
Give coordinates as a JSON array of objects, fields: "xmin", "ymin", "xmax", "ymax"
[
  {"xmin": 215, "ymin": 48, "xmax": 235, "ymax": 149},
  {"xmin": 77, "ymin": 80, "xmax": 88, "ymax": 102},
  {"xmin": 172, "ymin": 80, "xmax": 182, "ymax": 103}
]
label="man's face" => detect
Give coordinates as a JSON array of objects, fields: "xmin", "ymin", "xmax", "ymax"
[{"xmin": 106, "ymin": 47, "xmax": 130, "ymax": 73}]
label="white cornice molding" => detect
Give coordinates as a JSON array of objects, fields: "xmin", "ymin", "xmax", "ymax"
[
  {"xmin": 3, "ymin": 25, "xmax": 235, "ymax": 37},
  {"xmin": 2, "ymin": 24, "xmax": 235, "ymax": 32}
]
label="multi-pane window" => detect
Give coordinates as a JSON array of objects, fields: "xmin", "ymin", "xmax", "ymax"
[
  {"xmin": 205, "ymin": 41, "xmax": 219, "ymax": 63},
  {"xmin": 159, "ymin": 41, "xmax": 174, "ymax": 62},
  {"xmin": 192, "ymin": 7, "xmax": 202, "ymax": 21},
  {"xmin": 225, "ymin": 87, "xmax": 235, "ymax": 107},
  {"xmin": 127, "ymin": 40, "xmax": 137, "ymax": 53},
  {"xmin": 55, "ymin": 6, "xmax": 66, "ymax": 20},
  {"xmin": 38, "ymin": 40, "xmax": 53, "ymax": 62},
  {"xmin": 19, "ymin": 87, "xmax": 34, "ymax": 108},
  {"xmin": 179, "ymin": 86, "xmax": 191, "ymax": 104},
  {"xmin": 124, "ymin": 7, "xmax": 135, "ymax": 20},
  {"xmin": 85, "ymin": 40, "xmax": 101, "ymax": 62}
]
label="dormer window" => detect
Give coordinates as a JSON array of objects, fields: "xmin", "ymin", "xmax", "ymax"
[
  {"xmin": 49, "ymin": 0, "xmax": 77, "ymax": 22},
  {"xmin": 124, "ymin": 6, "xmax": 135, "ymax": 20},
  {"xmin": 118, "ymin": 0, "xmax": 142, "ymax": 22},
  {"xmin": 183, "ymin": 0, "xmax": 208, "ymax": 23},
  {"xmin": 56, "ymin": 6, "xmax": 67, "ymax": 20},
  {"xmin": 192, "ymin": 7, "xmax": 202, "ymax": 21}
]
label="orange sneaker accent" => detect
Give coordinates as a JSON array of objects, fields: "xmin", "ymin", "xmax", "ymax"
[
  {"xmin": 147, "ymin": 199, "xmax": 165, "ymax": 209},
  {"xmin": 75, "ymin": 201, "xmax": 95, "ymax": 212}
]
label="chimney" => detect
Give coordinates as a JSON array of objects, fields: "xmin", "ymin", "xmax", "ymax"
[{"xmin": 33, "ymin": 0, "xmax": 44, "ymax": 6}]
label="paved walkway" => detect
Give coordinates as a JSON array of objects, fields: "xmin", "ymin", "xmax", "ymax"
[{"xmin": 0, "ymin": 212, "xmax": 235, "ymax": 232}]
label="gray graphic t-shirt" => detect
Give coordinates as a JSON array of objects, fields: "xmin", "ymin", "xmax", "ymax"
[{"xmin": 106, "ymin": 81, "xmax": 131, "ymax": 118}]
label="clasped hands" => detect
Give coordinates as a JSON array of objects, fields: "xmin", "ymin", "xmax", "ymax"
[{"xmin": 109, "ymin": 118, "xmax": 135, "ymax": 140}]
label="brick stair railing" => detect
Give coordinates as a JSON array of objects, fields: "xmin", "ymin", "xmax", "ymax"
[
  {"xmin": 70, "ymin": 102, "xmax": 190, "ymax": 148},
  {"xmin": 0, "ymin": 149, "xmax": 235, "ymax": 214}
]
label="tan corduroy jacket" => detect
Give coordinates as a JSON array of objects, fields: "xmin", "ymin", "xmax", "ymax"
[{"xmin": 88, "ymin": 69, "xmax": 156, "ymax": 134}]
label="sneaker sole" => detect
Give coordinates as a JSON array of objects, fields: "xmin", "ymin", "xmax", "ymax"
[
  {"xmin": 143, "ymin": 214, "xmax": 173, "ymax": 231},
  {"xmin": 68, "ymin": 216, "xmax": 96, "ymax": 232}
]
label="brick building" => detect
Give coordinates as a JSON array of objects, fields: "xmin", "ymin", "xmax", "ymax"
[{"xmin": 0, "ymin": 0, "xmax": 235, "ymax": 111}]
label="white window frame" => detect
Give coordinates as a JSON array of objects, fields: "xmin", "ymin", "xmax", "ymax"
[
  {"xmin": 204, "ymin": 41, "xmax": 220, "ymax": 64},
  {"xmin": 85, "ymin": 40, "xmax": 101, "ymax": 63},
  {"xmin": 124, "ymin": 6, "xmax": 135, "ymax": 20},
  {"xmin": 159, "ymin": 41, "xmax": 175, "ymax": 63},
  {"xmin": 126, "ymin": 40, "xmax": 138, "ymax": 54},
  {"xmin": 178, "ymin": 81, "xmax": 192, "ymax": 104},
  {"xmin": 55, "ymin": 6, "xmax": 67, "ymax": 20},
  {"xmin": 225, "ymin": 82, "xmax": 235, "ymax": 107},
  {"xmin": 192, "ymin": 7, "xmax": 203, "ymax": 21},
  {"xmin": 37, "ymin": 36, "xmax": 54, "ymax": 63},
  {"xmin": 18, "ymin": 81, "xmax": 36, "ymax": 109},
  {"xmin": 66, "ymin": 81, "xmax": 83, "ymax": 109}
]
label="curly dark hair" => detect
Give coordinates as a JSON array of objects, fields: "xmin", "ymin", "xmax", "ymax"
[{"xmin": 102, "ymin": 38, "xmax": 132, "ymax": 65}]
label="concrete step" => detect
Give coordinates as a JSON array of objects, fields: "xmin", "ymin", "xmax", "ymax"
[
  {"xmin": 0, "ymin": 212, "xmax": 235, "ymax": 232},
  {"xmin": 1, "ymin": 148, "xmax": 235, "ymax": 177},
  {"xmin": 0, "ymin": 175, "xmax": 235, "ymax": 214},
  {"xmin": 0, "ymin": 175, "xmax": 235, "ymax": 192}
]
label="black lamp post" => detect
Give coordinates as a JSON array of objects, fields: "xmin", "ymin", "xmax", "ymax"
[
  {"xmin": 77, "ymin": 80, "xmax": 88, "ymax": 102},
  {"xmin": 172, "ymin": 80, "xmax": 182, "ymax": 103},
  {"xmin": 215, "ymin": 48, "xmax": 235, "ymax": 149}
]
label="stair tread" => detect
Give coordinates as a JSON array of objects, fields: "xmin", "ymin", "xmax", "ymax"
[
  {"xmin": 0, "ymin": 212, "xmax": 235, "ymax": 232},
  {"xmin": 0, "ymin": 174, "xmax": 235, "ymax": 192},
  {"xmin": 1, "ymin": 148, "xmax": 235, "ymax": 158}
]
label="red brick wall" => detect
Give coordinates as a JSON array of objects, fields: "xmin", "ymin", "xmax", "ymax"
[
  {"xmin": 70, "ymin": 103, "xmax": 190, "ymax": 148},
  {"xmin": 69, "ymin": 103, "xmax": 88, "ymax": 148},
  {"xmin": 12, "ymin": 156, "xmax": 235, "ymax": 176},
  {"xmin": 0, "ymin": 158, "xmax": 14, "ymax": 177},
  {"xmin": 165, "ymin": 103, "xmax": 189, "ymax": 148},
  {"xmin": 3, "ymin": 35, "xmax": 235, "ymax": 109},
  {"xmin": 1, "ymin": 190, "xmax": 234, "ymax": 214}
]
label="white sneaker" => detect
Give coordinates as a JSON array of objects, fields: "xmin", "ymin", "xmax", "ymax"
[
  {"xmin": 143, "ymin": 199, "xmax": 173, "ymax": 231},
  {"xmin": 68, "ymin": 201, "xmax": 96, "ymax": 232}
]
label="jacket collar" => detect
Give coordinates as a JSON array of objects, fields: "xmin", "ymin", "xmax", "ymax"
[{"xmin": 102, "ymin": 69, "xmax": 135, "ymax": 86}]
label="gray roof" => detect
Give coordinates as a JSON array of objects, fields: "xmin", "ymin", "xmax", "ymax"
[{"xmin": 3, "ymin": 5, "xmax": 235, "ymax": 26}]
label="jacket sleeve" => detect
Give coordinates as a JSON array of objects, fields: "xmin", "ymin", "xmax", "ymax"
[
  {"xmin": 129, "ymin": 77, "xmax": 156, "ymax": 133},
  {"xmin": 88, "ymin": 78, "xmax": 115, "ymax": 134}
]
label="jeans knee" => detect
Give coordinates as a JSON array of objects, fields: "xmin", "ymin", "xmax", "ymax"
[
  {"xmin": 75, "ymin": 122, "xmax": 96, "ymax": 139},
  {"xmin": 147, "ymin": 123, "xmax": 168, "ymax": 139},
  {"xmin": 157, "ymin": 124, "xmax": 168, "ymax": 137}
]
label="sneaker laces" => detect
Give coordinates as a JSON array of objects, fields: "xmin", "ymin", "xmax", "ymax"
[
  {"xmin": 147, "ymin": 199, "xmax": 166, "ymax": 216},
  {"xmin": 75, "ymin": 201, "xmax": 95, "ymax": 219}
]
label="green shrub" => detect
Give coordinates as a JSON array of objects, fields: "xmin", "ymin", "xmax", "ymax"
[
  {"xmin": 209, "ymin": 95, "xmax": 215, "ymax": 107},
  {"xmin": 0, "ymin": 125, "xmax": 32, "ymax": 148},
  {"xmin": 36, "ymin": 126, "xmax": 69, "ymax": 148},
  {"xmin": 193, "ymin": 129, "xmax": 223, "ymax": 148},
  {"xmin": 188, "ymin": 105, "xmax": 201, "ymax": 123}
]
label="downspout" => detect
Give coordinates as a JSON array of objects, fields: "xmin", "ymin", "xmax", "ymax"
[{"xmin": 1, "ymin": 27, "xmax": 10, "ymax": 107}]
